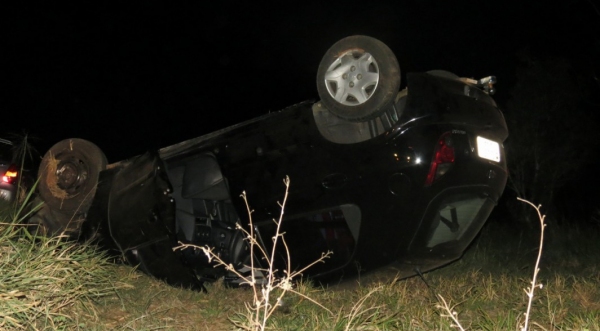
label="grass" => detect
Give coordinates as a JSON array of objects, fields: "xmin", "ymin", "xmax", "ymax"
[
  {"xmin": 2, "ymin": 193, "xmax": 599, "ymax": 330},
  {"xmin": 0, "ymin": 202, "xmax": 133, "ymax": 330}
]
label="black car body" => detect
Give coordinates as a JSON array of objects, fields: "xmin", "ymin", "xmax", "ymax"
[{"xmin": 29, "ymin": 36, "xmax": 508, "ymax": 290}]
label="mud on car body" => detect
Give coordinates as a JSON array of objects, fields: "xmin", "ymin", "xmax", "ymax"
[{"xmin": 28, "ymin": 36, "xmax": 508, "ymax": 290}]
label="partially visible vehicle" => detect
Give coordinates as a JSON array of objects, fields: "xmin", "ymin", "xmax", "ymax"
[
  {"xmin": 28, "ymin": 36, "xmax": 508, "ymax": 291},
  {"xmin": 1, "ymin": 138, "xmax": 20, "ymax": 202}
]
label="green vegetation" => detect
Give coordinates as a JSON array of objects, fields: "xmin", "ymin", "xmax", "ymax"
[
  {"xmin": 2, "ymin": 194, "xmax": 598, "ymax": 330},
  {"xmin": 0, "ymin": 201, "xmax": 133, "ymax": 330}
]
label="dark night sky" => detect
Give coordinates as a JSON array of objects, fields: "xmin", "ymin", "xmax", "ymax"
[{"xmin": 5, "ymin": 1, "xmax": 599, "ymax": 162}]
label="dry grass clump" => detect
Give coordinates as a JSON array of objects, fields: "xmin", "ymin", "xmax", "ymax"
[{"xmin": 0, "ymin": 206, "xmax": 131, "ymax": 330}]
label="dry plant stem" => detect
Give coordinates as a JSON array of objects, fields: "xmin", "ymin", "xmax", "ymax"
[
  {"xmin": 238, "ymin": 190, "xmax": 266, "ymax": 325},
  {"xmin": 517, "ymin": 197, "xmax": 546, "ymax": 331},
  {"xmin": 436, "ymin": 294, "xmax": 466, "ymax": 331},
  {"xmin": 175, "ymin": 176, "xmax": 332, "ymax": 331},
  {"xmin": 435, "ymin": 197, "xmax": 546, "ymax": 331},
  {"xmin": 260, "ymin": 176, "xmax": 291, "ymax": 328}
]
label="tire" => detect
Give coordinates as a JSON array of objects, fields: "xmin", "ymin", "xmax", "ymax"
[
  {"xmin": 317, "ymin": 35, "xmax": 400, "ymax": 122},
  {"xmin": 38, "ymin": 138, "xmax": 107, "ymax": 215},
  {"xmin": 26, "ymin": 198, "xmax": 86, "ymax": 237}
]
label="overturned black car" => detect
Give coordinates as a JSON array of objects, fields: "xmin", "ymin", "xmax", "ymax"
[{"xmin": 29, "ymin": 36, "xmax": 507, "ymax": 291}]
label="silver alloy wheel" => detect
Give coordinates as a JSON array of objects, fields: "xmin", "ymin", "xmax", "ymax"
[
  {"xmin": 324, "ymin": 50, "xmax": 380, "ymax": 106},
  {"xmin": 317, "ymin": 35, "xmax": 400, "ymax": 121}
]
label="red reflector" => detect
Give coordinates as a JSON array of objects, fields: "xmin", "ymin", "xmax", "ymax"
[{"xmin": 425, "ymin": 133, "xmax": 455, "ymax": 185}]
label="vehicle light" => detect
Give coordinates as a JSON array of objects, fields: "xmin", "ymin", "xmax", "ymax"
[
  {"xmin": 425, "ymin": 132, "xmax": 455, "ymax": 185},
  {"xmin": 2, "ymin": 166, "xmax": 18, "ymax": 184}
]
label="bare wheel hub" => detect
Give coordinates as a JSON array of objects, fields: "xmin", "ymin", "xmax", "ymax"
[{"xmin": 56, "ymin": 159, "xmax": 88, "ymax": 193}]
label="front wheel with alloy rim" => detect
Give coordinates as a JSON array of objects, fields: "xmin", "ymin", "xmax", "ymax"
[
  {"xmin": 37, "ymin": 138, "xmax": 107, "ymax": 216},
  {"xmin": 316, "ymin": 35, "xmax": 401, "ymax": 122}
]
